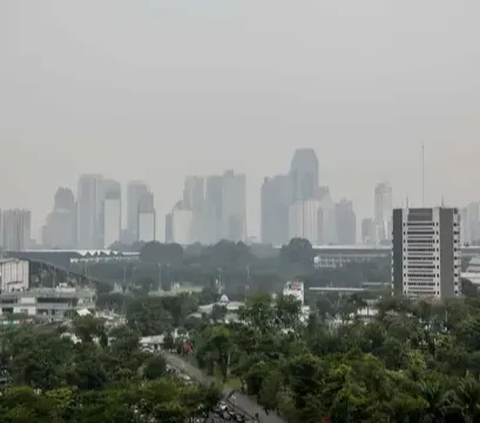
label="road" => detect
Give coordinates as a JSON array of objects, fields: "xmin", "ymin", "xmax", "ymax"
[{"xmin": 162, "ymin": 353, "xmax": 286, "ymax": 423}]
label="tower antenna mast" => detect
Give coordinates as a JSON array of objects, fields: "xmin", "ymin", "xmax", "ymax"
[{"xmin": 421, "ymin": 142, "xmax": 426, "ymax": 207}]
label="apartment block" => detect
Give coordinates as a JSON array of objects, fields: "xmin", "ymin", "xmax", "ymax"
[{"xmin": 392, "ymin": 207, "xmax": 461, "ymax": 300}]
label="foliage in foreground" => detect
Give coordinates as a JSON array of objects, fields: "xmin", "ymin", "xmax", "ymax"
[
  {"xmin": 0, "ymin": 318, "xmax": 220, "ymax": 423},
  {"xmin": 192, "ymin": 293, "xmax": 480, "ymax": 423}
]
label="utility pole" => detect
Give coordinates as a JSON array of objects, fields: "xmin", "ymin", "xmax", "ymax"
[{"xmin": 158, "ymin": 263, "xmax": 162, "ymax": 291}]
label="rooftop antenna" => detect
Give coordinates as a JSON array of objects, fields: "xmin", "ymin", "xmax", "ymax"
[
  {"xmin": 441, "ymin": 196, "xmax": 445, "ymax": 207},
  {"xmin": 421, "ymin": 142, "xmax": 426, "ymax": 207},
  {"xmin": 406, "ymin": 196, "xmax": 409, "ymax": 209}
]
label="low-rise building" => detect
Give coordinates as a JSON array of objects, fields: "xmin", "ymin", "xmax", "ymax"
[
  {"xmin": 0, "ymin": 258, "xmax": 30, "ymax": 293},
  {"xmin": 283, "ymin": 281, "xmax": 305, "ymax": 305},
  {"xmin": 0, "ymin": 286, "xmax": 95, "ymax": 320}
]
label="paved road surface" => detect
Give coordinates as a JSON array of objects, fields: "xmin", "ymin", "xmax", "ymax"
[{"xmin": 162, "ymin": 353, "xmax": 286, "ymax": 423}]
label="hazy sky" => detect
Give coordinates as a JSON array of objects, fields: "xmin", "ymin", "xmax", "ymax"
[{"xmin": 2, "ymin": 0, "xmax": 480, "ymax": 241}]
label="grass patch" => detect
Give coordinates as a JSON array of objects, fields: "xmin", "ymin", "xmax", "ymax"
[{"xmin": 225, "ymin": 377, "xmax": 242, "ymax": 390}]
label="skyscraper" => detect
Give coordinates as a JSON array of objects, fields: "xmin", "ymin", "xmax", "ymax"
[
  {"xmin": 392, "ymin": 207, "xmax": 461, "ymax": 300},
  {"xmin": 171, "ymin": 202, "xmax": 193, "ymax": 245},
  {"xmin": 202, "ymin": 170, "xmax": 247, "ymax": 244},
  {"xmin": 42, "ymin": 187, "xmax": 76, "ymax": 248},
  {"xmin": 127, "ymin": 181, "xmax": 149, "ymax": 241},
  {"xmin": 2, "ymin": 209, "xmax": 31, "ymax": 251},
  {"xmin": 288, "ymin": 199, "xmax": 322, "ymax": 244},
  {"xmin": 165, "ymin": 213, "xmax": 173, "ymax": 244},
  {"xmin": 460, "ymin": 202, "xmax": 480, "ymax": 245},
  {"xmin": 138, "ymin": 192, "xmax": 156, "ymax": 242},
  {"xmin": 290, "ymin": 148, "xmax": 319, "ymax": 202},
  {"xmin": 335, "ymin": 198, "xmax": 356, "ymax": 245},
  {"xmin": 361, "ymin": 218, "xmax": 374, "ymax": 244},
  {"xmin": 103, "ymin": 179, "xmax": 122, "ymax": 249},
  {"xmin": 204, "ymin": 175, "xmax": 224, "ymax": 244},
  {"xmin": 183, "ymin": 176, "xmax": 205, "ymax": 211},
  {"xmin": 261, "ymin": 175, "xmax": 292, "ymax": 245},
  {"xmin": 77, "ymin": 174, "xmax": 103, "ymax": 249},
  {"xmin": 182, "ymin": 176, "xmax": 205, "ymax": 243},
  {"xmin": 221, "ymin": 170, "xmax": 247, "ymax": 242},
  {"xmin": 373, "ymin": 182, "xmax": 393, "ymax": 243},
  {"xmin": 316, "ymin": 187, "xmax": 337, "ymax": 245}
]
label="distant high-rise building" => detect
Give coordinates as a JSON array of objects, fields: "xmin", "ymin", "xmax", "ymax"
[
  {"xmin": 2, "ymin": 209, "xmax": 31, "ymax": 251},
  {"xmin": 261, "ymin": 175, "xmax": 292, "ymax": 245},
  {"xmin": 335, "ymin": 198, "xmax": 356, "ymax": 245},
  {"xmin": 183, "ymin": 176, "xmax": 205, "ymax": 243},
  {"xmin": 171, "ymin": 202, "xmax": 193, "ymax": 246},
  {"xmin": 201, "ymin": 170, "xmax": 247, "ymax": 244},
  {"xmin": 0, "ymin": 210, "xmax": 3, "ymax": 249},
  {"xmin": 287, "ymin": 187, "xmax": 337, "ymax": 246},
  {"xmin": 316, "ymin": 188, "xmax": 337, "ymax": 245},
  {"xmin": 77, "ymin": 174, "xmax": 104, "ymax": 249},
  {"xmin": 183, "ymin": 176, "xmax": 205, "ymax": 211},
  {"xmin": 127, "ymin": 181, "xmax": 149, "ymax": 241},
  {"xmin": 204, "ymin": 175, "xmax": 225, "ymax": 244},
  {"xmin": 460, "ymin": 202, "xmax": 480, "ymax": 245},
  {"xmin": 54, "ymin": 187, "xmax": 75, "ymax": 211},
  {"xmin": 373, "ymin": 182, "xmax": 393, "ymax": 243},
  {"xmin": 42, "ymin": 187, "xmax": 76, "ymax": 249},
  {"xmin": 221, "ymin": 170, "xmax": 247, "ymax": 242},
  {"xmin": 290, "ymin": 148, "xmax": 319, "ymax": 202},
  {"xmin": 103, "ymin": 179, "xmax": 121, "ymax": 249},
  {"xmin": 165, "ymin": 213, "xmax": 173, "ymax": 244},
  {"xmin": 392, "ymin": 207, "xmax": 461, "ymax": 300},
  {"xmin": 361, "ymin": 218, "xmax": 374, "ymax": 244},
  {"xmin": 288, "ymin": 199, "xmax": 322, "ymax": 244},
  {"xmin": 138, "ymin": 192, "xmax": 156, "ymax": 242}
]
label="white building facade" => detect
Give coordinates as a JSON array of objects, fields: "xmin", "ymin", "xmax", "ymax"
[
  {"xmin": 0, "ymin": 287, "xmax": 95, "ymax": 320},
  {"xmin": 373, "ymin": 182, "xmax": 393, "ymax": 243},
  {"xmin": 0, "ymin": 258, "xmax": 30, "ymax": 293},
  {"xmin": 283, "ymin": 281, "xmax": 305, "ymax": 306},
  {"xmin": 138, "ymin": 192, "xmax": 156, "ymax": 242},
  {"xmin": 103, "ymin": 180, "xmax": 122, "ymax": 248},
  {"xmin": 126, "ymin": 181, "xmax": 149, "ymax": 241},
  {"xmin": 171, "ymin": 207, "xmax": 193, "ymax": 246},
  {"xmin": 221, "ymin": 170, "xmax": 247, "ymax": 242},
  {"xmin": 77, "ymin": 174, "xmax": 104, "ymax": 249},
  {"xmin": 460, "ymin": 202, "xmax": 480, "ymax": 245},
  {"xmin": 392, "ymin": 207, "xmax": 461, "ymax": 300},
  {"xmin": 288, "ymin": 200, "xmax": 321, "ymax": 244}
]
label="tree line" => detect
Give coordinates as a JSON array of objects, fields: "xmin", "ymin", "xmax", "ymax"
[
  {"xmin": 83, "ymin": 239, "xmax": 391, "ymax": 296},
  {"xmin": 187, "ymin": 293, "xmax": 480, "ymax": 423},
  {"xmin": 0, "ymin": 316, "xmax": 220, "ymax": 422}
]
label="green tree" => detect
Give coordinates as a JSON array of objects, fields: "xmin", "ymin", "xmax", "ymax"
[
  {"xmin": 280, "ymin": 238, "xmax": 315, "ymax": 267},
  {"xmin": 275, "ymin": 294, "xmax": 302, "ymax": 329},
  {"xmin": 238, "ymin": 293, "xmax": 275, "ymax": 332},
  {"xmin": 143, "ymin": 355, "xmax": 167, "ymax": 380},
  {"xmin": 72, "ymin": 315, "xmax": 108, "ymax": 347},
  {"xmin": 126, "ymin": 297, "xmax": 173, "ymax": 336},
  {"xmin": 140, "ymin": 242, "xmax": 184, "ymax": 265},
  {"xmin": 211, "ymin": 304, "xmax": 227, "ymax": 323}
]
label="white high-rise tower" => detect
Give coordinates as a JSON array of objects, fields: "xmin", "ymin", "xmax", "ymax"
[{"xmin": 373, "ymin": 182, "xmax": 393, "ymax": 243}]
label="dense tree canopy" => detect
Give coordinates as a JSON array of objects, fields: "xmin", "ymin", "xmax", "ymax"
[
  {"xmin": 0, "ymin": 319, "xmax": 221, "ymax": 423},
  {"xmin": 188, "ymin": 293, "xmax": 480, "ymax": 423},
  {"xmin": 76, "ymin": 239, "xmax": 391, "ymax": 299}
]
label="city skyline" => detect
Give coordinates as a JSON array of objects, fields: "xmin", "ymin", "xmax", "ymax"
[
  {"xmin": 0, "ymin": 145, "xmax": 471, "ymax": 243},
  {"xmin": 3, "ymin": 1, "xmax": 480, "ymax": 241},
  {"xmin": 3, "ymin": 145, "xmax": 480, "ymax": 249}
]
